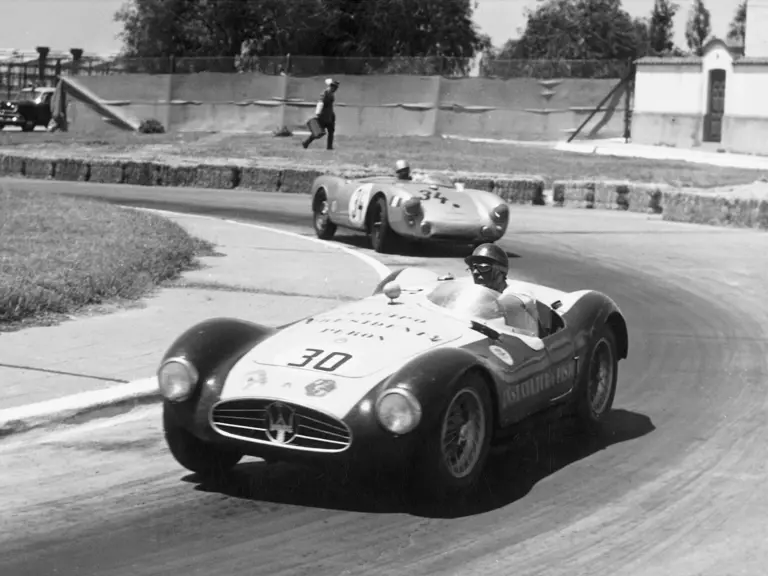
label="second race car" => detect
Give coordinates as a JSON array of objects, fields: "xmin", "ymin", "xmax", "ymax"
[{"xmin": 310, "ymin": 166, "xmax": 510, "ymax": 253}]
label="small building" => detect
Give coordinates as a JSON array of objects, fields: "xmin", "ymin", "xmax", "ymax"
[
  {"xmin": 631, "ymin": 0, "xmax": 768, "ymax": 155},
  {"xmin": 630, "ymin": 38, "xmax": 758, "ymax": 153}
]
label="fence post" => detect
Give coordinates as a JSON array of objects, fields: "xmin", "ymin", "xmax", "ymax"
[
  {"xmin": 170, "ymin": 55, "xmax": 176, "ymax": 74},
  {"xmin": 623, "ymin": 59, "xmax": 636, "ymax": 143},
  {"xmin": 70, "ymin": 48, "xmax": 83, "ymax": 76},
  {"xmin": 36, "ymin": 46, "xmax": 49, "ymax": 85}
]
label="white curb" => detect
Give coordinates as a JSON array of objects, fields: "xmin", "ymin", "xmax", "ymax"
[{"xmin": 1, "ymin": 213, "xmax": 391, "ymax": 437}]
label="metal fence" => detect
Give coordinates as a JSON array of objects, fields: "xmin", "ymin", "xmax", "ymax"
[{"xmin": 2, "ymin": 54, "xmax": 633, "ymax": 98}]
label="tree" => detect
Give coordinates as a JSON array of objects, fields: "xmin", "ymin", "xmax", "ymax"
[
  {"xmin": 727, "ymin": 0, "xmax": 747, "ymax": 45},
  {"xmin": 512, "ymin": 0, "xmax": 648, "ymax": 77},
  {"xmin": 685, "ymin": 0, "xmax": 711, "ymax": 55},
  {"xmin": 648, "ymin": 0, "xmax": 679, "ymax": 55},
  {"xmin": 114, "ymin": 0, "xmax": 489, "ymax": 73}
]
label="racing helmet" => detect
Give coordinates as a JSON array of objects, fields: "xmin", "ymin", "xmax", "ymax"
[
  {"xmin": 395, "ymin": 159, "xmax": 411, "ymax": 179},
  {"xmin": 464, "ymin": 243, "xmax": 509, "ymax": 272}
]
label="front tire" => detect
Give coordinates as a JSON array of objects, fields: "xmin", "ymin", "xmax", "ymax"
[
  {"xmin": 21, "ymin": 119, "xmax": 35, "ymax": 132},
  {"xmin": 369, "ymin": 196, "xmax": 396, "ymax": 253},
  {"xmin": 412, "ymin": 371, "xmax": 493, "ymax": 500},
  {"xmin": 574, "ymin": 325, "xmax": 619, "ymax": 432},
  {"xmin": 312, "ymin": 188, "xmax": 337, "ymax": 240},
  {"xmin": 163, "ymin": 404, "xmax": 243, "ymax": 478}
]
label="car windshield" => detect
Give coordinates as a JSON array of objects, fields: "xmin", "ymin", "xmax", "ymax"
[
  {"xmin": 14, "ymin": 88, "xmax": 47, "ymax": 102},
  {"xmin": 426, "ymin": 282, "xmax": 505, "ymax": 322},
  {"xmin": 420, "ymin": 173, "xmax": 454, "ymax": 188},
  {"xmin": 426, "ymin": 281, "xmax": 541, "ymax": 336}
]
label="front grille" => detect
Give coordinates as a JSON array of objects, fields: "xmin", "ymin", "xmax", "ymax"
[{"xmin": 210, "ymin": 399, "xmax": 352, "ymax": 453}]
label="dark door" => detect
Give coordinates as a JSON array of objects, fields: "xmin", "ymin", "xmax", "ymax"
[{"xmin": 704, "ymin": 69, "xmax": 726, "ymax": 143}]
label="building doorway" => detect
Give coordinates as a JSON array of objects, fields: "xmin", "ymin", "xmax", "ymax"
[{"xmin": 704, "ymin": 69, "xmax": 726, "ymax": 143}]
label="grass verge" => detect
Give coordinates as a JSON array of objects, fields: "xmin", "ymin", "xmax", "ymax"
[
  {"xmin": 1, "ymin": 132, "xmax": 765, "ymax": 188},
  {"xmin": 0, "ymin": 186, "xmax": 214, "ymax": 328}
]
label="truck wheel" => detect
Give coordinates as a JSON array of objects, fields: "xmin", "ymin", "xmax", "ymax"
[
  {"xmin": 21, "ymin": 119, "xmax": 35, "ymax": 132},
  {"xmin": 163, "ymin": 404, "xmax": 242, "ymax": 478}
]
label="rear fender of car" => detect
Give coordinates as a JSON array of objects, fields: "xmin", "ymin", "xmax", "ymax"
[
  {"xmin": 160, "ymin": 317, "xmax": 275, "ymax": 439},
  {"xmin": 384, "ymin": 346, "xmax": 501, "ymax": 430},
  {"xmin": 560, "ymin": 291, "xmax": 629, "ymax": 372}
]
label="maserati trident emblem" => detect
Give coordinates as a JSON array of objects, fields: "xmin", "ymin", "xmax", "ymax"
[{"xmin": 265, "ymin": 402, "xmax": 297, "ymax": 445}]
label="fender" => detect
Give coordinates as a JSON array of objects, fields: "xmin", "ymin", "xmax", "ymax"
[
  {"xmin": 161, "ymin": 317, "xmax": 275, "ymax": 440},
  {"xmin": 383, "ymin": 346, "xmax": 498, "ymax": 430},
  {"xmin": 561, "ymin": 292, "xmax": 629, "ymax": 386}
]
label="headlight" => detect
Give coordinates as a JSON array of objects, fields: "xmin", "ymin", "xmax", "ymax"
[
  {"xmin": 491, "ymin": 204, "xmax": 509, "ymax": 223},
  {"xmin": 403, "ymin": 197, "xmax": 422, "ymax": 217},
  {"xmin": 376, "ymin": 389, "xmax": 422, "ymax": 434},
  {"xmin": 157, "ymin": 357, "xmax": 198, "ymax": 402}
]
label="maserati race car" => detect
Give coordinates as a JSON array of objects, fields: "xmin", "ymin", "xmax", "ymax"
[
  {"xmin": 310, "ymin": 172, "xmax": 510, "ymax": 253},
  {"xmin": 158, "ymin": 267, "xmax": 629, "ymax": 498}
]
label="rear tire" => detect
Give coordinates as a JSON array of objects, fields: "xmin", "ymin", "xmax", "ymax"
[
  {"xmin": 369, "ymin": 196, "xmax": 396, "ymax": 253},
  {"xmin": 163, "ymin": 404, "xmax": 243, "ymax": 478},
  {"xmin": 312, "ymin": 188, "xmax": 337, "ymax": 240},
  {"xmin": 574, "ymin": 325, "xmax": 618, "ymax": 433},
  {"xmin": 411, "ymin": 371, "xmax": 493, "ymax": 502}
]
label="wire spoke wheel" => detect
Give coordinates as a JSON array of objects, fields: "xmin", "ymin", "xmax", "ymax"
[
  {"xmin": 588, "ymin": 339, "xmax": 615, "ymax": 417},
  {"xmin": 440, "ymin": 388, "xmax": 486, "ymax": 479}
]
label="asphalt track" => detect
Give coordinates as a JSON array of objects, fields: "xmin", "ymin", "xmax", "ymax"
[{"xmin": 2, "ymin": 178, "xmax": 767, "ymax": 576}]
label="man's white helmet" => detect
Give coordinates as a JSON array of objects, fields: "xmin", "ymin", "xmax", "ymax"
[{"xmin": 395, "ymin": 159, "xmax": 409, "ymax": 172}]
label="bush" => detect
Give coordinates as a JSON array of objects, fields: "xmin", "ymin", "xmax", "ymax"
[
  {"xmin": 272, "ymin": 125, "xmax": 293, "ymax": 137},
  {"xmin": 0, "ymin": 187, "xmax": 213, "ymax": 326},
  {"xmin": 139, "ymin": 119, "xmax": 166, "ymax": 134}
]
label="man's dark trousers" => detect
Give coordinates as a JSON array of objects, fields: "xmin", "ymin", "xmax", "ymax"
[{"xmin": 303, "ymin": 118, "xmax": 335, "ymax": 150}]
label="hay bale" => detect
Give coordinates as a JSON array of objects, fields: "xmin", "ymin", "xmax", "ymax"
[
  {"xmin": 0, "ymin": 154, "xmax": 25, "ymax": 176},
  {"xmin": 150, "ymin": 163, "xmax": 197, "ymax": 187},
  {"xmin": 627, "ymin": 184, "xmax": 664, "ymax": 214},
  {"xmin": 493, "ymin": 176, "xmax": 545, "ymax": 205},
  {"xmin": 193, "ymin": 164, "xmax": 239, "ymax": 189},
  {"xmin": 279, "ymin": 168, "xmax": 323, "ymax": 194},
  {"xmin": 663, "ymin": 192, "xmax": 768, "ymax": 230},
  {"xmin": 89, "ymin": 159, "xmax": 124, "ymax": 184},
  {"xmin": 24, "ymin": 157, "xmax": 54, "ymax": 180},
  {"xmin": 54, "ymin": 158, "xmax": 90, "ymax": 182},
  {"xmin": 239, "ymin": 166, "xmax": 281, "ymax": 192},
  {"xmin": 615, "ymin": 184, "xmax": 630, "ymax": 210},
  {"xmin": 123, "ymin": 161, "xmax": 153, "ymax": 186}
]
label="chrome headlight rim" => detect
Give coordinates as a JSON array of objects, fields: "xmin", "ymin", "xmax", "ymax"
[
  {"xmin": 375, "ymin": 388, "xmax": 423, "ymax": 435},
  {"xmin": 157, "ymin": 356, "xmax": 199, "ymax": 402}
]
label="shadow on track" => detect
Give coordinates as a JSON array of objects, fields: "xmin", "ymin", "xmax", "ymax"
[
  {"xmin": 182, "ymin": 408, "xmax": 654, "ymax": 519},
  {"xmin": 331, "ymin": 233, "xmax": 522, "ymax": 261}
]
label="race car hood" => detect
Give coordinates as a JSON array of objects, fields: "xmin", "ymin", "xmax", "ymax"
[
  {"xmin": 396, "ymin": 182, "xmax": 484, "ymax": 222},
  {"xmin": 220, "ymin": 294, "xmax": 481, "ymax": 419}
]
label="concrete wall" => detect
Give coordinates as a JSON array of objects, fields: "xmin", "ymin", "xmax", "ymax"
[
  {"xmin": 66, "ymin": 73, "xmax": 626, "ymax": 141},
  {"xmin": 631, "ymin": 63, "xmax": 704, "ymax": 147}
]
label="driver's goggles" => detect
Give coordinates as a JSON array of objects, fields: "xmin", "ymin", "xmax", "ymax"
[{"xmin": 470, "ymin": 263, "xmax": 494, "ymax": 273}]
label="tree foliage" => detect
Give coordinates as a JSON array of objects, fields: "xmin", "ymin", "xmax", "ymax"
[
  {"xmin": 685, "ymin": 0, "xmax": 711, "ymax": 56},
  {"xmin": 727, "ymin": 0, "xmax": 747, "ymax": 45},
  {"xmin": 516, "ymin": 0, "xmax": 647, "ymax": 60},
  {"xmin": 114, "ymin": 0, "xmax": 488, "ymax": 67},
  {"xmin": 648, "ymin": 0, "xmax": 679, "ymax": 55}
]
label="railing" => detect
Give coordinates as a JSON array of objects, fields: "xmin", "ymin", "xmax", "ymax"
[{"xmin": 1, "ymin": 55, "xmax": 633, "ymax": 98}]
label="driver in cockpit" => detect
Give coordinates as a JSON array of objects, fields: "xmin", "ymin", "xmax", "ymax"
[
  {"xmin": 465, "ymin": 243, "xmax": 509, "ymax": 293},
  {"xmin": 465, "ymin": 243, "xmax": 541, "ymax": 336}
]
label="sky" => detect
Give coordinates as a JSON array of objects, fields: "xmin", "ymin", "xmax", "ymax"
[{"xmin": 0, "ymin": 0, "xmax": 744, "ymax": 57}]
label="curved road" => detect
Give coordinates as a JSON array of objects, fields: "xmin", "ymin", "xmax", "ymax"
[{"xmin": 1, "ymin": 179, "xmax": 767, "ymax": 575}]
